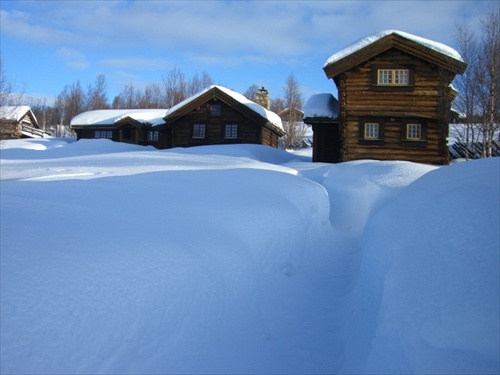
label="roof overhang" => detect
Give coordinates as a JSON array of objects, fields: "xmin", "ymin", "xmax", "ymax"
[{"xmin": 323, "ymin": 32, "xmax": 467, "ymax": 79}]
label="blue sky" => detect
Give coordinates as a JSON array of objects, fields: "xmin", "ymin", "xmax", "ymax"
[{"xmin": 0, "ymin": 0, "xmax": 495, "ymax": 105}]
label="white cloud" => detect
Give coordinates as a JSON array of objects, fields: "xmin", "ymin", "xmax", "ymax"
[
  {"xmin": 56, "ymin": 48, "xmax": 89, "ymax": 70},
  {"xmin": 100, "ymin": 57, "xmax": 167, "ymax": 70},
  {"xmin": 2, "ymin": 1, "xmax": 493, "ymax": 65}
]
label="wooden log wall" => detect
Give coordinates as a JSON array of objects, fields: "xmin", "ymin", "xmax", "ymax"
[
  {"xmin": 169, "ymin": 100, "xmax": 268, "ymax": 148},
  {"xmin": 339, "ymin": 48, "xmax": 453, "ymax": 165}
]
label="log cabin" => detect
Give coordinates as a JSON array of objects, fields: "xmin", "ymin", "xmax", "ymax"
[
  {"xmin": 312, "ymin": 30, "xmax": 467, "ymax": 165},
  {"xmin": 157, "ymin": 85, "xmax": 284, "ymax": 149},
  {"xmin": 0, "ymin": 106, "xmax": 51, "ymax": 139},
  {"xmin": 71, "ymin": 109, "xmax": 169, "ymax": 147},
  {"xmin": 71, "ymin": 85, "xmax": 285, "ymax": 149}
]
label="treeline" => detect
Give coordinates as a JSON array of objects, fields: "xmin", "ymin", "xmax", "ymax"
[
  {"xmin": 23, "ymin": 67, "xmax": 217, "ymax": 136},
  {"xmin": 2, "ymin": 55, "xmax": 308, "ymax": 147},
  {"xmin": 453, "ymin": 5, "xmax": 500, "ymax": 158}
]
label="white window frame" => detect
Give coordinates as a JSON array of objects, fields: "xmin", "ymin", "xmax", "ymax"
[
  {"xmin": 193, "ymin": 124, "xmax": 206, "ymax": 139},
  {"xmin": 364, "ymin": 123, "xmax": 380, "ymax": 139},
  {"xmin": 224, "ymin": 124, "xmax": 238, "ymax": 139},
  {"xmin": 378, "ymin": 69, "xmax": 409, "ymax": 85},
  {"xmin": 406, "ymin": 123, "xmax": 422, "ymax": 140}
]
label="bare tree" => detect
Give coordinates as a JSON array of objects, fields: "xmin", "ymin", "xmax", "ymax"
[
  {"xmin": 454, "ymin": 5, "xmax": 500, "ymax": 158},
  {"xmin": 0, "ymin": 57, "xmax": 24, "ymax": 108},
  {"xmin": 112, "ymin": 83, "xmax": 141, "ymax": 109},
  {"xmin": 187, "ymin": 71, "xmax": 214, "ymax": 97},
  {"xmin": 477, "ymin": 5, "xmax": 500, "ymax": 156},
  {"xmin": 139, "ymin": 83, "xmax": 163, "ymax": 109},
  {"xmin": 454, "ymin": 22, "xmax": 481, "ymax": 159},
  {"xmin": 281, "ymin": 73, "xmax": 306, "ymax": 149},
  {"xmin": 55, "ymin": 80, "xmax": 85, "ymax": 127},
  {"xmin": 86, "ymin": 74, "xmax": 109, "ymax": 110},
  {"xmin": 270, "ymin": 97, "xmax": 285, "ymax": 114},
  {"xmin": 162, "ymin": 66, "xmax": 187, "ymax": 108},
  {"xmin": 243, "ymin": 84, "xmax": 260, "ymax": 101}
]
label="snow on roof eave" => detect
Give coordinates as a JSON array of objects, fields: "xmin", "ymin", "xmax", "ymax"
[
  {"xmin": 70, "ymin": 109, "xmax": 168, "ymax": 127},
  {"xmin": 0, "ymin": 105, "xmax": 37, "ymax": 124},
  {"xmin": 323, "ymin": 30, "xmax": 465, "ymax": 69},
  {"xmin": 166, "ymin": 85, "xmax": 284, "ymax": 132}
]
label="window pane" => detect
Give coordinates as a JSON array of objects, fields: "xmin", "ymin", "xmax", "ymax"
[
  {"xmin": 395, "ymin": 70, "xmax": 409, "ymax": 84},
  {"xmin": 147, "ymin": 131, "xmax": 159, "ymax": 141},
  {"xmin": 364, "ymin": 123, "xmax": 379, "ymax": 139},
  {"xmin": 95, "ymin": 130, "xmax": 112, "ymax": 139},
  {"xmin": 378, "ymin": 70, "xmax": 392, "ymax": 84},
  {"xmin": 210, "ymin": 105, "xmax": 221, "ymax": 116},
  {"xmin": 378, "ymin": 69, "xmax": 409, "ymax": 85},
  {"xmin": 193, "ymin": 124, "xmax": 206, "ymax": 138},
  {"xmin": 225, "ymin": 124, "xmax": 237, "ymax": 139},
  {"xmin": 407, "ymin": 124, "xmax": 421, "ymax": 140}
]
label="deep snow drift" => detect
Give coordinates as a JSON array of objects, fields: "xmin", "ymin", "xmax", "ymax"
[{"xmin": 1, "ymin": 138, "xmax": 498, "ymax": 374}]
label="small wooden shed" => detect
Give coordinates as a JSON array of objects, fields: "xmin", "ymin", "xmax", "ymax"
[
  {"xmin": 0, "ymin": 106, "xmax": 50, "ymax": 139},
  {"xmin": 320, "ymin": 30, "xmax": 467, "ymax": 165},
  {"xmin": 303, "ymin": 93, "xmax": 340, "ymax": 162}
]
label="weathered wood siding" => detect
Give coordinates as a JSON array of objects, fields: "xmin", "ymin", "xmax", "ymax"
[
  {"xmin": 167, "ymin": 100, "xmax": 265, "ymax": 148},
  {"xmin": 1, "ymin": 114, "xmax": 39, "ymax": 139},
  {"xmin": 337, "ymin": 48, "xmax": 454, "ymax": 165},
  {"xmin": 0, "ymin": 123, "xmax": 19, "ymax": 139},
  {"xmin": 312, "ymin": 123, "xmax": 341, "ymax": 163},
  {"xmin": 74, "ymin": 128, "xmax": 117, "ymax": 141}
]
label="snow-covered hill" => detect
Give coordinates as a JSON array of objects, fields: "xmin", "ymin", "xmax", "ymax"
[{"xmin": 1, "ymin": 138, "xmax": 498, "ymax": 374}]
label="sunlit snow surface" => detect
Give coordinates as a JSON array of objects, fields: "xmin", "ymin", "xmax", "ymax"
[{"xmin": 1, "ymin": 138, "xmax": 498, "ymax": 374}]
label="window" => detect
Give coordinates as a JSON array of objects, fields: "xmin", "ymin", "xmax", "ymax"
[
  {"xmin": 224, "ymin": 124, "xmax": 238, "ymax": 139},
  {"xmin": 210, "ymin": 104, "xmax": 221, "ymax": 116},
  {"xmin": 364, "ymin": 123, "xmax": 380, "ymax": 139},
  {"xmin": 378, "ymin": 69, "xmax": 409, "ymax": 85},
  {"xmin": 193, "ymin": 124, "xmax": 206, "ymax": 139},
  {"xmin": 147, "ymin": 131, "xmax": 159, "ymax": 142},
  {"xmin": 372, "ymin": 65, "xmax": 414, "ymax": 91},
  {"xmin": 406, "ymin": 124, "xmax": 422, "ymax": 140},
  {"xmin": 401, "ymin": 120, "xmax": 427, "ymax": 147},
  {"xmin": 359, "ymin": 118, "xmax": 384, "ymax": 145},
  {"xmin": 95, "ymin": 130, "xmax": 112, "ymax": 139}
]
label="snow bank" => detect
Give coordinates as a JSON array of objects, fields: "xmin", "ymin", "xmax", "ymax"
[
  {"xmin": 338, "ymin": 158, "xmax": 499, "ymax": 374},
  {"xmin": 1, "ymin": 139, "xmax": 498, "ymax": 374}
]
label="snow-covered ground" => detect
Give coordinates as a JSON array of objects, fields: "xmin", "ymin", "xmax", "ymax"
[{"xmin": 1, "ymin": 138, "xmax": 498, "ymax": 374}]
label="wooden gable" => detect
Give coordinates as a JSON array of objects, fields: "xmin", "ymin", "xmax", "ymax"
[
  {"xmin": 323, "ymin": 31, "xmax": 467, "ymax": 80},
  {"xmin": 164, "ymin": 86, "xmax": 284, "ymax": 136},
  {"xmin": 159, "ymin": 86, "xmax": 284, "ymax": 149}
]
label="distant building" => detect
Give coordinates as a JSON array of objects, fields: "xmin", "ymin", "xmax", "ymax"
[
  {"xmin": 71, "ymin": 85, "xmax": 285, "ymax": 149},
  {"xmin": 0, "ymin": 106, "xmax": 51, "ymax": 139}
]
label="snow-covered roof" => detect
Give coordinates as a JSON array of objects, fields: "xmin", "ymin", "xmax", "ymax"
[
  {"xmin": 167, "ymin": 85, "xmax": 283, "ymax": 131},
  {"xmin": 0, "ymin": 105, "xmax": 37, "ymax": 123},
  {"xmin": 324, "ymin": 30, "xmax": 464, "ymax": 68},
  {"xmin": 70, "ymin": 109, "xmax": 169, "ymax": 127},
  {"xmin": 303, "ymin": 93, "xmax": 339, "ymax": 120}
]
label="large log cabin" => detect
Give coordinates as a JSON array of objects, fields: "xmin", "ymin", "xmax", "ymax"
[
  {"xmin": 71, "ymin": 86, "xmax": 285, "ymax": 149},
  {"xmin": 310, "ymin": 30, "xmax": 467, "ymax": 165},
  {"xmin": 0, "ymin": 106, "xmax": 51, "ymax": 139}
]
